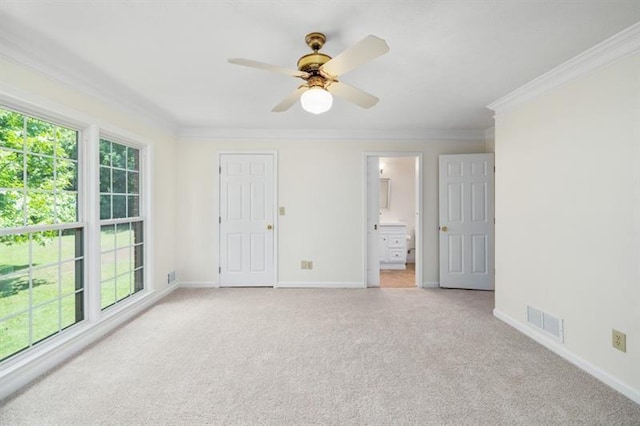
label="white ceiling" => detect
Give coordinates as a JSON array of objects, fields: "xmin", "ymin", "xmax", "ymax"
[{"xmin": 1, "ymin": 1, "xmax": 639, "ymax": 135}]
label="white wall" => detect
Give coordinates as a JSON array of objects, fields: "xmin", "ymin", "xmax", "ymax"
[
  {"xmin": 0, "ymin": 58, "xmax": 178, "ymax": 292},
  {"xmin": 380, "ymin": 157, "xmax": 416, "ymax": 258},
  {"xmin": 494, "ymin": 53, "xmax": 640, "ymax": 399},
  {"xmin": 175, "ymin": 138, "xmax": 486, "ymax": 286}
]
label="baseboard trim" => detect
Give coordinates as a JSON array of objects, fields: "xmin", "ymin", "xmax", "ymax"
[
  {"xmin": 0, "ymin": 284, "xmax": 178, "ymax": 401},
  {"xmin": 493, "ymin": 308, "xmax": 640, "ymax": 404},
  {"xmin": 276, "ymin": 282, "xmax": 364, "ymax": 289},
  {"xmin": 178, "ymin": 281, "xmax": 220, "ymax": 288},
  {"xmin": 422, "ymin": 282, "xmax": 440, "ymax": 288}
]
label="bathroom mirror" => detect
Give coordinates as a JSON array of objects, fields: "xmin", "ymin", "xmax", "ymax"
[{"xmin": 379, "ymin": 178, "xmax": 390, "ymax": 210}]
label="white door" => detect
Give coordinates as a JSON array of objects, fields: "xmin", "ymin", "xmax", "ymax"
[
  {"xmin": 366, "ymin": 156, "xmax": 380, "ymax": 287},
  {"xmin": 438, "ymin": 154, "xmax": 494, "ymax": 290},
  {"xmin": 220, "ymin": 154, "xmax": 275, "ymax": 287}
]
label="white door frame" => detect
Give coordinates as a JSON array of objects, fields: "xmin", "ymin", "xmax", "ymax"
[
  {"xmin": 217, "ymin": 150, "xmax": 279, "ymax": 286},
  {"xmin": 362, "ymin": 152, "xmax": 423, "ymax": 288}
]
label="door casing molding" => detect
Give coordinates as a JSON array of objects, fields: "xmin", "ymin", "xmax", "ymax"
[{"xmin": 362, "ymin": 152, "xmax": 424, "ymax": 288}]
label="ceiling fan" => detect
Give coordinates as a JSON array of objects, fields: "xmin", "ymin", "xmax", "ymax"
[{"xmin": 228, "ymin": 32, "xmax": 389, "ymax": 114}]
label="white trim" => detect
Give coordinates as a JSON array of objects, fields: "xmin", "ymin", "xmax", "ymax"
[
  {"xmin": 180, "ymin": 127, "xmax": 486, "ymax": 142},
  {"xmin": 178, "ymin": 281, "xmax": 220, "ymax": 289},
  {"xmin": 0, "ymin": 16, "xmax": 178, "ymax": 136},
  {"xmin": 276, "ymin": 282, "xmax": 364, "ymax": 289},
  {"xmin": 422, "ymin": 282, "xmax": 440, "ymax": 288},
  {"xmin": 493, "ymin": 309, "xmax": 640, "ymax": 405},
  {"xmin": 488, "ymin": 22, "xmax": 640, "ymax": 114},
  {"xmin": 484, "ymin": 126, "xmax": 495, "ymax": 143},
  {"xmin": 0, "ymin": 285, "xmax": 178, "ymax": 401},
  {"xmin": 362, "ymin": 152, "xmax": 424, "ymax": 289}
]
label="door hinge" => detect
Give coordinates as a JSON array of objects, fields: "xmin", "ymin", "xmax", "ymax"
[
  {"xmin": 219, "ymin": 165, "xmax": 222, "ymax": 174},
  {"xmin": 374, "ymin": 224, "xmax": 377, "ymax": 230},
  {"xmin": 219, "ymin": 266, "xmax": 221, "ymax": 273},
  {"xmin": 219, "ymin": 216, "xmax": 221, "ymax": 224},
  {"xmin": 493, "ymin": 166, "xmax": 496, "ymax": 172}
]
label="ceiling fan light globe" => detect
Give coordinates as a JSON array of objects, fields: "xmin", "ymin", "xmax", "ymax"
[{"xmin": 300, "ymin": 87, "xmax": 333, "ymax": 114}]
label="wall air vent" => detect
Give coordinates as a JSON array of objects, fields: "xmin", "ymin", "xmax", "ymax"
[{"xmin": 527, "ymin": 305, "xmax": 564, "ymax": 343}]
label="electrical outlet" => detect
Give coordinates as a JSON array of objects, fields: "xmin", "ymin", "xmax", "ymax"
[
  {"xmin": 300, "ymin": 260, "xmax": 313, "ymax": 270},
  {"xmin": 308, "ymin": 261, "xmax": 313, "ymax": 270},
  {"xmin": 279, "ymin": 206, "xmax": 286, "ymax": 215},
  {"xmin": 612, "ymin": 330, "xmax": 626, "ymax": 352}
]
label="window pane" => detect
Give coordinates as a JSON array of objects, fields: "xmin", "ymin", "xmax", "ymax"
[
  {"xmin": 101, "ymin": 280, "xmax": 115, "ymax": 309},
  {"xmin": 133, "ymin": 221, "xmax": 143, "ymax": 243},
  {"xmin": 101, "ymin": 251, "xmax": 116, "ymax": 282},
  {"xmin": 0, "ymin": 234, "xmax": 29, "ymax": 275},
  {"xmin": 111, "ymin": 143, "xmax": 127, "ymax": 169},
  {"xmin": 115, "ymin": 247, "xmax": 131, "ymax": 277},
  {"xmin": 31, "ymin": 231, "xmax": 59, "ymax": 266},
  {"xmin": 116, "ymin": 223, "xmax": 131, "ymax": 248},
  {"xmin": 26, "ymin": 117, "xmax": 55, "ymax": 156},
  {"xmin": 32, "ymin": 301, "xmax": 59, "ymax": 343},
  {"xmin": 127, "ymin": 147, "xmax": 139, "ymax": 171},
  {"xmin": 99, "ymin": 139, "xmax": 111, "ymax": 166},
  {"xmin": 127, "ymin": 196, "xmax": 139, "ymax": 217},
  {"xmin": 59, "ymin": 228, "xmax": 82, "ymax": 260},
  {"xmin": 134, "ymin": 244, "xmax": 143, "ymax": 269},
  {"xmin": 100, "ymin": 194, "xmax": 111, "ymax": 220},
  {"xmin": 112, "ymin": 169, "xmax": 126, "ymax": 193},
  {"xmin": 60, "ymin": 261, "xmax": 76, "ymax": 296},
  {"xmin": 0, "ymin": 109, "xmax": 24, "ymax": 150},
  {"xmin": 134, "ymin": 268, "xmax": 143, "ymax": 293},
  {"xmin": 0, "ymin": 150, "xmax": 24, "ymax": 189},
  {"xmin": 126, "ymin": 171, "xmax": 139, "ymax": 194},
  {"xmin": 32, "ymin": 265, "xmax": 59, "ymax": 306},
  {"xmin": 27, "ymin": 192, "xmax": 55, "ymax": 226},
  {"xmin": 26, "ymin": 154, "xmax": 54, "ymax": 190},
  {"xmin": 112, "ymin": 195, "xmax": 126, "ymax": 218},
  {"xmin": 56, "ymin": 159, "xmax": 77, "ymax": 191},
  {"xmin": 99, "ymin": 166, "xmax": 111, "ymax": 193},
  {"xmin": 0, "ymin": 190, "xmax": 25, "ymax": 228},
  {"xmin": 0, "ymin": 312, "xmax": 29, "ymax": 361},
  {"xmin": 60, "ymin": 294, "xmax": 77, "ymax": 329},
  {"xmin": 57, "ymin": 192, "xmax": 77, "ymax": 223},
  {"xmin": 116, "ymin": 272, "xmax": 132, "ymax": 302},
  {"xmin": 100, "ymin": 225, "xmax": 116, "ymax": 252},
  {"xmin": 0, "ymin": 272, "xmax": 29, "ymax": 319},
  {"xmin": 57, "ymin": 128, "xmax": 77, "ymax": 160}
]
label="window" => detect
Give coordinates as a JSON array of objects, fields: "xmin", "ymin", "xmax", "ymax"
[
  {"xmin": 99, "ymin": 139, "xmax": 143, "ymax": 309},
  {"xmin": 0, "ymin": 108, "xmax": 83, "ymax": 361}
]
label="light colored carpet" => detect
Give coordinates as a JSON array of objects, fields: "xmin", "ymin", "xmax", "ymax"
[{"xmin": 1, "ymin": 288, "xmax": 639, "ymax": 425}]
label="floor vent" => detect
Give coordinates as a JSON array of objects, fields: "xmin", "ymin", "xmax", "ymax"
[{"xmin": 527, "ymin": 305, "xmax": 564, "ymax": 343}]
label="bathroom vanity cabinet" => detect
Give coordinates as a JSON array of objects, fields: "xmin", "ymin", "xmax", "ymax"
[{"xmin": 379, "ymin": 223, "xmax": 407, "ymax": 270}]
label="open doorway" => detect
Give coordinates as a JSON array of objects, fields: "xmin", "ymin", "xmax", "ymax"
[{"xmin": 364, "ymin": 153, "xmax": 422, "ymax": 288}]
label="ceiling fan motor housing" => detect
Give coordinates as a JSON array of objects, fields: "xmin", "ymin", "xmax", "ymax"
[{"xmin": 297, "ymin": 32, "xmax": 332, "ymax": 77}]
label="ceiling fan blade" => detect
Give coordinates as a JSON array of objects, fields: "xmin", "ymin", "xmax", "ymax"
[
  {"xmin": 320, "ymin": 35, "xmax": 389, "ymax": 77},
  {"xmin": 272, "ymin": 86, "xmax": 308, "ymax": 112},
  {"xmin": 228, "ymin": 58, "xmax": 309, "ymax": 78},
  {"xmin": 326, "ymin": 81, "xmax": 379, "ymax": 109}
]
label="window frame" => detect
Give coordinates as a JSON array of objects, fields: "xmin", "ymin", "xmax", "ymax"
[
  {"xmin": 0, "ymin": 98, "xmax": 152, "ymax": 368},
  {"xmin": 97, "ymin": 133, "xmax": 147, "ymax": 311},
  {"xmin": 0, "ymin": 104, "xmax": 87, "ymax": 362}
]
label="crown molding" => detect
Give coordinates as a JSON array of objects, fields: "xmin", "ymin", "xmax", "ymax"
[
  {"xmin": 178, "ymin": 127, "xmax": 486, "ymax": 142},
  {"xmin": 488, "ymin": 22, "xmax": 640, "ymax": 114},
  {"xmin": 0, "ymin": 16, "xmax": 179, "ymax": 137}
]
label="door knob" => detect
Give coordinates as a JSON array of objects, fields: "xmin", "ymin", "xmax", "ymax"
[
  {"xmin": 267, "ymin": 224, "xmax": 273, "ymax": 230},
  {"xmin": 441, "ymin": 226, "xmax": 448, "ymax": 232}
]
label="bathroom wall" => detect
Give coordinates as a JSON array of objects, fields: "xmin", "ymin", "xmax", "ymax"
[{"xmin": 379, "ymin": 157, "xmax": 416, "ymax": 261}]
